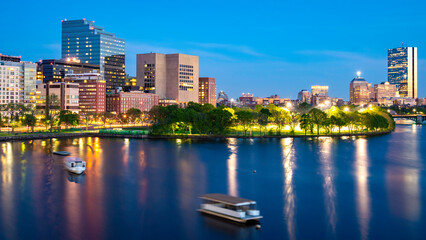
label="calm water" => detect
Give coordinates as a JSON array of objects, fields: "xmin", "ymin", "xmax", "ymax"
[{"xmin": 0, "ymin": 125, "xmax": 425, "ymax": 240}]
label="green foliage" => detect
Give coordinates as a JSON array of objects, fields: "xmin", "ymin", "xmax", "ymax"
[{"xmin": 59, "ymin": 110, "xmax": 79, "ymax": 128}]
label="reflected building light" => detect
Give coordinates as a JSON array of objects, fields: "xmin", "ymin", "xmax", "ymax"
[
  {"xmin": 319, "ymin": 138, "xmax": 337, "ymax": 234},
  {"xmin": 227, "ymin": 138, "xmax": 238, "ymax": 196},
  {"xmin": 281, "ymin": 138, "xmax": 296, "ymax": 240},
  {"xmin": 355, "ymin": 139, "xmax": 371, "ymax": 240}
]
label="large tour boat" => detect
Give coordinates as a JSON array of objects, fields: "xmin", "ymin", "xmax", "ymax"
[{"xmin": 198, "ymin": 193, "xmax": 262, "ymax": 223}]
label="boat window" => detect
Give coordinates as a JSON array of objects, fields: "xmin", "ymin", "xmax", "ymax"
[{"xmin": 71, "ymin": 163, "xmax": 75, "ymax": 167}]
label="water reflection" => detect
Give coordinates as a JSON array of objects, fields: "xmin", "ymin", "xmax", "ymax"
[
  {"xmin": 227, "ymin": 138, "xmax": 238, "ymax": 196},
  {"xmin": 318, "ymin": 137, "xmax": 337, "ymax": 234},
  {"xmin": 354, "ymin": 139, "xmax": 370, "ymax": 240},
  {"xmin": 0, "ymin": 142, "xmax": 16, "ymax": 240},
  {"xmin": 281, "ymin": 138, "xmax": 296, "ymax": 240}
]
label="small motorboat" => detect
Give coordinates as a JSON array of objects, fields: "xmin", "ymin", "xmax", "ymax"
[
  {"xmin": 64, "ymin": 157, "xmax": 86, "ymax": 174},
  {"xmin": 53, "ymin": 151, "xmax": 71, "ymax": 156},
  {"xmin": 198, "ymin": 193, "xmax": 262, "ymax": 223}
]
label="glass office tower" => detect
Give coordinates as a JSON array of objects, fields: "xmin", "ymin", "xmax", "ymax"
[
  {"xmin": 388, "ymin": 47, "xmax": 417, "ymax": 98},
  {"xmin": 61, "ymin": 19, "xmax": 125, "ymax": 91}
]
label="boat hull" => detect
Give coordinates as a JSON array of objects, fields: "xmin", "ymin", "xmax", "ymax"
[
  {"xmin": 65, "ymin": 167, "xmax": 85, "ymax": 175},
  {"xmin": 198, "ymin": 209, "xmax": 262, "ymax": 223}
]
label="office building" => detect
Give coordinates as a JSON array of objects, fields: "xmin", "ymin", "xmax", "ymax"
[
  {"xmin": 136, "ymin": 53, "xmax": 199, "ymax": 104},
  {"xmin": 106, "ymin": 91, "xmax": 159, "ymax": 114},
  {"xmin": 36, "ymin": 82, "xmax": 80, "ymax": 113},
  {"xmin": 0, "ymin": 53, "xmax": 20, "ymax": 62},
  {"xmin": 374, "ymin": 82, "xmax": 398, "ymax": 105},
  {"xmin": 388, "ymin": 47, "xmax": 417, "ymax": 98},
  {"xmin": 199, "ymin": 77, "xmax": 216, "ymax": 105},
  {"xmin": 349, "ymin": 74, "xmax": 373, "ymax": 105},
  {"xmin": 0, "ymin": 57, "xmax": 36, "ymax": 106},
  {"xmin": 63, "ymin": 72, "xmax": 106, "ymax": 114},
  {"xmin": 298, "ymin": 90, "xmax": 312, "ymax": 104},
  {"xmin": 61, "ymin": 19, "xmax": 125, "ymax": 90},
  {"xmin": 40, "ymin": 58, "xmax": 99, "ymax": 83},
  {"xmin": 311, "ymin": 85, "xmax": 329, "ymax": 106}
]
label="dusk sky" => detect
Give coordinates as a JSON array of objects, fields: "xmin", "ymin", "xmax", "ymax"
[{"xmin": 1, "ymin": 0, "xmax": 425, "ymax": 100}]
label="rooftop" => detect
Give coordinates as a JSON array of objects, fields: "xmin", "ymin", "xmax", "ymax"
[{"xmin": 200, "ymin": 193, "xmax": 256, "ymax": 206}]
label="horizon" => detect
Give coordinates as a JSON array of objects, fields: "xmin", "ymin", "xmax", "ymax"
[{"xmin": 0, "ymin": 0, "xmax": 425, "ymax": 100}]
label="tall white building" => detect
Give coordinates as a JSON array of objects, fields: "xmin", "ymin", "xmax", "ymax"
[
  {"xmin": 0, "ymin": 58, "xmax": 37, "ymax": 106},
  {"xmin": 388, "ymin": 47, "xmax": 417, "ymax": 98}
]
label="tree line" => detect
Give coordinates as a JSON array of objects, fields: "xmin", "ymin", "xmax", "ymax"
[{"xmin": 148, "ymin": 102, "xmax": 395, "ymax": 136}]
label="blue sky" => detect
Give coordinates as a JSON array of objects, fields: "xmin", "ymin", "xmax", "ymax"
[{"xmin": 1, "ymin": 0, "xmax": 425, "ymax": 99}]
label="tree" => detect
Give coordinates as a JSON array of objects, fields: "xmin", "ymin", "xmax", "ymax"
[
  {"xmin": 295, "ymin": 102, "xmax": 312, "ymax": 115},
  {"xmin": 80, "ymin": 111, "xmax": 95, "ymax": 131},
  {"xmin": 59, "ymin": 110, "xmax": 79, "ymax": 128},
  {"xmin": 208, "ymin": 108, "xmax": 233, "ymax": 134},
  {"xmin": 236, "ymin": 110, "xmax": 254, "ymax": 136},
  {"xmin": 258, "ymin": 108, "xmax": 271, "ymax": 135},
  {"xmin": 45, "ymin": 94, "xmax": 60, "ymax": 133},
  {"xmin": 22, "ymin": 114, "xmax": 37, "ymax": 133},
  {"xmin": 126, "ymin": 108, "xmax": 142, "ymax": 126},
  {"xmin": 299, "ymin": 113, "xmax": 312, "ymax": 135},
  {"xmin": 117, "ymin": 113, "xmax": 129, "ymax": 127},
  {"xmin": 3, "ymin": 103, "xmax": 31, "ymax": 133},
  {"xmin": 99, "ymin": 112, "xmax": 114, "ymax": 128},
  {"xmin": 308, "ymin": 108, "xmax": 327, "ymax": 136}
]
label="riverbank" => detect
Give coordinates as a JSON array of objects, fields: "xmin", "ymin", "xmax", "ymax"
[{"xmin": 0, "ymin": 130, "xmax": 392, "ymax": 142}]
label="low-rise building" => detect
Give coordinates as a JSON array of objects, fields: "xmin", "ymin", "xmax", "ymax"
[
  {"xmin": 36, "ymin": 82, "xmax": 80, "ymax": 113},
  {"xmin": 374, "ymin": 81, "xmax": 398, "ymax": 105},
  {"xmin": 64, "ymin": 72, "xmax": 106, "ymax": 114},
  {"xmin": 106, "ymin": 91, "xmax": 159, "ymax": 114}
]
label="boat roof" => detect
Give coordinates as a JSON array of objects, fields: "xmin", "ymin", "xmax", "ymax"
[
  {"xmin": 200, "ymin": 193, "xmax": 256, "ymax": 206},
  {"xmin": 65, "ymin": 157, "xmax": 84, "ymax": 163}
]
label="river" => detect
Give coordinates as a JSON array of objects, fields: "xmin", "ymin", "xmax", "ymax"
[{"xmin": 0, "ymin": 125, "xmax": 425, "ymax": 240}]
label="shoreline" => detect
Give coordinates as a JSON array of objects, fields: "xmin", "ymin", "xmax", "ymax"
[{"xmin": 0, "ymin": 130, "xmax": 393, "ymax": 142}]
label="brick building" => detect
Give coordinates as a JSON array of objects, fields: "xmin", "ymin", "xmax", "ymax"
[{"xmin": 106, "ymin": 91, "xmax": 159, "ymax": 114}]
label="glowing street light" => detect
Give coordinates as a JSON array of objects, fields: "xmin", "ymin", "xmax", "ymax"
[
  {"xmin": 286, "ymin": 102, "xmax": 292, "ymax": 108},
  {"xmin": 344, "ymin": 107, "xmax": 350, "ymax": 112}
]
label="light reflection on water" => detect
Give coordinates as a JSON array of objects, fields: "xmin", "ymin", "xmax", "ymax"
[{"xmin": 0, "ymin": 125, "xmax": 424, "ymax": 239}]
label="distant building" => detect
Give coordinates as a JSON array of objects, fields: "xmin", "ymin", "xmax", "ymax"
[
  {"xmin": 106, "ymin": 91, "xmax": 159, "ymax": 114},
  {"xmin": 0, "ymin": 57, "xmax": 37, "ymax": 106},
  {"xmin": 374, "ymin": 82, "xmax": 398, "ymax": 105},
  {"xmin": 0, "ymin": 53, "xmax": 20, "ymax": 62},
  {"xmin": 137, "ymin": 53, "xmax": 199, "ymax": 104},
  {"xmin": 125, "ymin": 75, "xmax": 137, "ymax": 87},
  {"xmin": 64, "ymin": 72, "xmax": 106, "ymax": 114},
  {"xmin": 40, "ymin": 58, "xmax": 99, "ymax": 83},
  {"xmin": 199, "ymin": 77, "xmax": 216, "ymax": 106},
  {"xmin": 382, "ymin": 97, "xmax": 416, "ymax": 107},
  {"xmin": 217, "ymin": 91, "xmax": 229, "ymax": 106},
  {"xmin": 298, "ymin": 90, "xmax": 311, "ymax": 104},
  {"xmin": 417, "ymin": 98, "xmax": 426, "ymax": 106},
  {"xmin": 311, "ymin": 85, "xmax": 329, "ymax": 106},
  {"xmin": 36, "ymin": 82, "xmax": 80, "ymax": 113},
  {"xmin": 238, "ymin": 93, "xmax": 255, "ymax": 106},
  {"xmin": 349, "ymin": 74, "xmax": 373, "ymax": 106},
  {"xmin": 253, "ymin": 95, "xmax": 290, "ymax": 106},
  {"xmin": 388, "ymin": 47, "xmax": 417, "ymax": 98},
  {"xmin": 61, "ymin": 19, "xmax": 125, "ymax": 90}
]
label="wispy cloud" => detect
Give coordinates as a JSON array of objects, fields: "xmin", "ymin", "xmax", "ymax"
[
  {"xmin": 190, "ymin": 42, "xmax": 266, "ymax": 57},
  {"xmin": 297, "ymin": 50, "xmax": 382, "ymax": 63}
]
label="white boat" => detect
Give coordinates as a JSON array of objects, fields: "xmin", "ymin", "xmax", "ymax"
[
  {"xmin": 198, "ymin": 193, "xmax": 262, "ymax": 223},
  {"xmin": 64, "ymin": 157, "xmax": 86, "ymax": 174},
  {"xmin": 53, "ymin": 151, "xmax": 71, "ymax": 156}
]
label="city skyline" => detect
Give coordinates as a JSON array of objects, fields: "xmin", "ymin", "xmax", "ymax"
[{"xmin": 0, "ymin": 0, "xmax": 425, "ymax": 100}]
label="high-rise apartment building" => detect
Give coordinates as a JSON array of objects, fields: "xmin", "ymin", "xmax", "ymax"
[
  {"xmin": 349, "ymin": 75, "xmax": 373, "ymax": 106},
  {"xmin": 40, "ymin": 58, "xmax": 99, "ymax": 83},
  {"xmin": 63, "ymin": 72, "xmax": 106, "ymax": 114},
  {"xmin": 136, "ymin": 53, "xmax": 199, "ymax": 104},
  {"xmin": 388, "ymin": 47, "xmax": 417, "ymax": 98},
  {"xmin": 199, "ymin": 77, "xmax": 216, "ymax": 105},
  {"xmin": 0, "ymin": 57, "xmax": 36, "ymax": 106},
  {"xmin": 61, "ymin": 19, "xmax": 125, "ymax": 91}
]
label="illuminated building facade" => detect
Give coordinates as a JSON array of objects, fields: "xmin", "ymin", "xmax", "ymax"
[
  {"xmin": 61, "ymin": 19, "xmax": 125, "ymax": 90},
  {"xmin": 349, "ymin": 75, "xmax": 373, "ymax": 105},
  {"xmin": 374, "ymin": 82, "xmax": 398, "ymax": 105},
  {"xmin": 198, "ymin": 77, "xmax": 216, "ymax": 105},
  {"xmin": 388, "ymin": 47, "xmax": 417, "ymax": 98},
  {"xmin": 63, "ymin": 72, "xmax": 106, "ymax": 114},
  {"xmin": 0, "ymin": 58, "xmax": 36, "ymax": 106},
  {"xmin": 40, "ymin": 58, "xmax": 99, "ymax": 83},
  {"xmin": 298, "ymin": 90, "xmax": 312, "ymax": 104},
  {"xmin": 36, "ymin": 82, "xmax": 80, "ymax": 113},
  {"xmin": 311, "ymin": 85, "xmax": 329, "ymax": 106},
  {"xmin": 106, "ymin": 91, "xmax": 159, "ymax": 114},
  {"xmin": 136, "ymin": 53, "xmax": 199, "ymax": 104}
]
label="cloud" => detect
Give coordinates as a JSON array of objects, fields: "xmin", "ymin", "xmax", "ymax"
[
  {"xmin": 189, "ymin": 42, "xmax": 266, "ymax": 57},
  {"xmin": 297, "ymin": 50, "xmax": 383, "ymax": 63}
]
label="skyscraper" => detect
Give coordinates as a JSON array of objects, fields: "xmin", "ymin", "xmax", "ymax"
[
  {"xmin": 349, "ymin": 73, "xmax": 373, "ymax": 106},
  {"xmin": 61, "ymin": 19, "xmax": 125, "ymax": 91},
  {"xmin": 136, "ymin": 53, "xmax": 199, "ymax": 104},
  {"xmin": 388, "ymin": 47, "xmax": 417, "ymax": 98}
]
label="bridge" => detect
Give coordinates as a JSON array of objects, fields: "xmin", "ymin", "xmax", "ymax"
[{"xmin": 392, "ymin": 114, "xmax": 426, "ymax": 124}]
